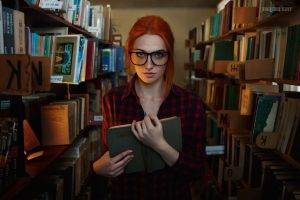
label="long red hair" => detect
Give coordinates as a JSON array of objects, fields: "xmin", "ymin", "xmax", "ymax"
[{"xmin": 125, "ymin": 15, "xmax": 175, "ymax": 96}]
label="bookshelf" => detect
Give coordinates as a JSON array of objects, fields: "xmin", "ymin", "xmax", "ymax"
[
  {"xmin": 0, "ymin": 0, "xmax": 125, "ymax": 198},
  {"xmin": 196, "ymin": 7, "xmax": 300, "ymax": 47},
  {"xmin": 22, "ymin": 5, "xmax": 95, "ymax": 38},
  {"xmin": 186, "ymin": 0, "xmax": 300, "ymax": 199}
]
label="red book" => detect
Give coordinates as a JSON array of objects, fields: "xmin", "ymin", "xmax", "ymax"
[{"xmin": 85, "ymin": 40, "xmax": 95, "ymax": 80}]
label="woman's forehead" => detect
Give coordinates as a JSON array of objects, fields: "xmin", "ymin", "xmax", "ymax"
[{"xmin": 133, "ymin": 34, "xmax": 166, "ymax": 51}]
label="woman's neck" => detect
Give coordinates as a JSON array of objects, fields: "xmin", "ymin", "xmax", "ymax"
[{"xmin": 135, "ymin": 76, "xmax": 165, "ymax": 100}]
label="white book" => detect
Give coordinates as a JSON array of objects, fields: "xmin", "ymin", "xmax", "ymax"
[
  {"xmin": 0, "ymin": 0, "xmax": 4, "ymax": 54},
  {"xmin": 52, "ymin": 34, "xmax": 81, "ymax": 84},
  {"xmin": 80, "ymin": 37, "xmax": 87, "ymax": 82},
  {"xmin": 13, "ymin": 10, "xmax": 25, "ymax": 54}
]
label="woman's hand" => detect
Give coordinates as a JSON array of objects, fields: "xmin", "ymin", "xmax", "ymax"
[
  {"xmin": 131, "ymin": 115, "xmax": 167, "ymax": 151},
  {"xmin": 93, "ymin": 150, "xmax": 134, "ymax": 177}
]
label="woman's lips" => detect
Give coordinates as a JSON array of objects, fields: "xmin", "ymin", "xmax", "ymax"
[{"xmin": 144, "ymin": 72, "xmax": 156, "ymax": 78}]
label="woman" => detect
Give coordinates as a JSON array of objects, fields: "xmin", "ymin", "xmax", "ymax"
[{"xmin": 92, "ymin": 15, "xmax": 205, "ymax": 200}]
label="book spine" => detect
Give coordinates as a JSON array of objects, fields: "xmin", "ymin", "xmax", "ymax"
[
  {"xmin": 2, "ymin": 7, "xmax": 15, "ymax": 54},
  {"xmin": 0, "ymin": 0, "xmax": 4, "ymax": 54},
  {"xmin": 13, "ymin": 10, "xmax": 25, "ymax": 54}
]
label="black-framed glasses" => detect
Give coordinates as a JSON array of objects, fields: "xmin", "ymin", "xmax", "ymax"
[{"xmin": 129, "ymin": 49, "xmax": 169, "ymax": 66}]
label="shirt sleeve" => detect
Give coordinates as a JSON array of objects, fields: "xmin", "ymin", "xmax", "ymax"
[
  {"xmin": 90, "ymin": 94, "xmax": 111, "ymax": 176},
  {"xmin": 101, "ymin": 94, "xmax": 111, "ymax": 155},
  {"xmin": 170, "ymin": 96, "xmax": 206, "ymax": 182}
]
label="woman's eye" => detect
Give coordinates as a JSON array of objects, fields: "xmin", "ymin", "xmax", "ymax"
[
  {"xmin": 136, "ymin": 52, "xmax": 146, "ymax": 58},
  {"xmin": 153, "ymin": 52, "xmax": 164, "ymax": 58}
]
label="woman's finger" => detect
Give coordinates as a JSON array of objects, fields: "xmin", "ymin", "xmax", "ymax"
[
  {"xmin": 149, "ymin": 115, "xmax": 161, "ymax": 127},
  {"xmin": 111, "ymin": 150, "xmax": 133, "ymax": 164},
  {"xmin": 141, "ymin": 121, "xmax": 147, "ymax": 134},
  {"xmin": 131, "ymin": 120, "xmax": 141, "ymax": 140},
  {"xmin": 135, "ymin": 121, "xmax": 143, "ymax": 137},
  {"xmin": 112, "ymin": 168, "xmax": 125, "ymax": 177},
  {"xmin": 144, "ymin": 115, "xmax": 155, "ymax": 130},
  {"xmin": 111, "ymin": 154, "xmax": 134, "ymax": 172}
]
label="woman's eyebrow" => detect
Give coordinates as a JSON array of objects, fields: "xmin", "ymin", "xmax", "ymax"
[{"xmin": 132, "ymin": 48, "xmax": 167, "ymax": 52}]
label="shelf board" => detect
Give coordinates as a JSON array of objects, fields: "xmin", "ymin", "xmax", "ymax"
[
  {"xmin": 193, "ymin": 67, "xmax": 300, "ymax": 86},
  {"xmin": 196, "ymin": 7, "xmax": 300, "ymax": 47},
  {"xmin": 279, "ymin": 154, "xmax": 300, "ymax": 170}
]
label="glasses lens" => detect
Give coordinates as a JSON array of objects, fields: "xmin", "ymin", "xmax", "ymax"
[
  {"xmin": 151, "ymin": 51, "xmax": 168, "ymax": 66},
  {"xmin": 130, "ymin": 52, "xmax": 147, "ymax": 65}
]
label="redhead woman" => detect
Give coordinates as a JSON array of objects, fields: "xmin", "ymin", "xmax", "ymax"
[{"xmin": 92, "ymin": 15, "xmax": 206, "ymax": 200}]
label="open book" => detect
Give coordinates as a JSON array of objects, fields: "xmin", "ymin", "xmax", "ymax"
[{"xmin": 107, "ymin": 116, "xmax": 182, "ymax": 173}]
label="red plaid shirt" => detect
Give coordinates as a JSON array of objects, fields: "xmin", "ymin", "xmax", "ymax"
[{"xmin": 101, "ymin": 74, "xmax": 206, "ymax": 200}]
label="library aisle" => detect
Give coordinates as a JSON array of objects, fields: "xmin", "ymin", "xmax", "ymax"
[{"xmin": 0, "ymin": 0, "xmax": 299, "ymax": 199}]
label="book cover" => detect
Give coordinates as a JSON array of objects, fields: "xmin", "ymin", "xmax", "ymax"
[
  {"xmin": 107, "ymin": 116, "xmax": 182, "ymax": 173},
  {"xmin": 251, "ymin": 94, "xmax": 283, "ymax": 143},
  {"xmin": 52, "ymin": 35, "xmax": 83, "ymax": 83}
]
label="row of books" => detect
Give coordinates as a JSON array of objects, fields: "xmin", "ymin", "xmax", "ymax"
[
  {"xmin": 25, "ymin": 0, "xmax": 111, "ymax": 40},
  {"xmin": 192, "ymin": 24, "xmax": 300, "ymax": 81},
  {"xmin": 102, "ymin": 46, "xmax": 125, "ymax": 73},
  {"xmin": 198, "ymin": 78, "xmax": 300, "ymax": 154},
  {"xmin": 18, "ymin": 127, "xmax": 101, "ymax": 200},
  {"xmin": 28, "ymin": 27, "xmax": 106, "ymax": 82},
  {"xmin": 0, "ymin": 118, "xmax": 19, "ymax": 194},
  {"xmin": 0, "ymin": 3, "xmax": 26, "ymax": 54},
  {"xmin": 192, "ymin": 0, "xmax": 295, "ymax": 43},
  {"xmin": 1, "ymin": 5, "xmax": 124, "ymax": 85},
  {"xmin": 209, "ymin": 146, "xmax": 300, "ymax": 199},
  {"xmin": 22, "ymin": 92, "xmax": 100, "ymax": 147}
]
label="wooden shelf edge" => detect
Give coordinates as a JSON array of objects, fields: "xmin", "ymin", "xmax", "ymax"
[{"xmin": 195, "ymin": 68, "xmax": 300, "ymax": 86}]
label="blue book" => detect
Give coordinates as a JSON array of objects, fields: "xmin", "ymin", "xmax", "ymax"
[
  {"xmin": 116, "ymin": 46, "xmax": 124, "ymax": 72},
  {"xmin": 2, "ymin": 7, "xmax": 14, "ymax": 54},
  {"xmin": 102, "ymin": 48, "xmax": 111, "ymax": 72}
]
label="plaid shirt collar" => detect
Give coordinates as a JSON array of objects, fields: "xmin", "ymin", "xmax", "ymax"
[{"xmin": 121, "ymin": 73, "xmax": 183, "ymax": 100}]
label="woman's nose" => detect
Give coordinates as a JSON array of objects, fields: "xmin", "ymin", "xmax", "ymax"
[{"xmin": 144, "ymin": 55, "xmax": 154, "ymax": 69}]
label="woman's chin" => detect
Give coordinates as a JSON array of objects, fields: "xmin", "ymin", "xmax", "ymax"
[{"xmin": 139, "ymin": 76, "xmax": 158, "ymax": 84}]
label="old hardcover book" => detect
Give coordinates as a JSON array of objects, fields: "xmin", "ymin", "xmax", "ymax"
[
  {"xmin": 23, "ymin": 119, "xmax": 44, "ymax": 160},
  {"xmin": 41, "ymin": 102, "xmax": 76, "ymax": 145},
  {"xmin": 107, "ymin": 116, "xmax": 182, "ymax": 173}
]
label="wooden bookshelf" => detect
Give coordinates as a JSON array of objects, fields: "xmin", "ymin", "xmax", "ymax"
[
  {"xmin": 22, "ymin": 5, "xmax": 94, "ymax": 38},
  {"xmin": 188, "ymin": 2, "xmax": 300, "ymax": 199},
  {"xmin": 0, "ymin": 124, "xmax": 98, "ymax": 200},
  {"xmin": 0, "ymin": 146, "xmax": 68, "ymax": 200},
  {"xmin": 25, "ymin": 145, "xmax": 69, "ymax": 178},
  {"xmin": 196, "ymin": 7, "xmax": 300, "ymax": 47},
  {"xmin": 20, "ymin": 2, "xmax": 113, "ymax": 45}
]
